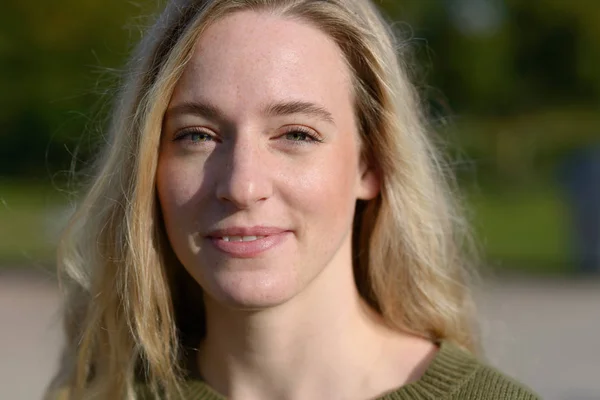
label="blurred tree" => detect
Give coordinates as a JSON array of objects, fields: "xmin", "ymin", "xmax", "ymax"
[
  {"xmin": 1, "ymin": 0, "xmax": 599, "ymax": 180},
  {"xmin": 0, "ymin": 0, "xmax": 159, "ymax": 178}
]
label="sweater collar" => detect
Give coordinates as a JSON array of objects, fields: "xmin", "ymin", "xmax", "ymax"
[{"xmin": 178, "ymin": 341, "xmax": 480, "ymax": 400}]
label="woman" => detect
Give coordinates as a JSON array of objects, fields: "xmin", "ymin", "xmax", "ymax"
[{"xmin": 48, "ymin": 0, "xmax": 539, "ymax": 399}]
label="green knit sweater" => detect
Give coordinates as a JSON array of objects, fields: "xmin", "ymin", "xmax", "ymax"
[{"xmin": 140, "ymin": 342, "xmax": 539, "ymax": 400}]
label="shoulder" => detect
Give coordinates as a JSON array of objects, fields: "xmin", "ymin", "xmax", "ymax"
[
  {"xmin": 450, "ymin": 363, "xmax": 541, "ymax": 400},
  {"xmin": 385, "ymin": 341, "xmax": 540, "ymax": 400}
]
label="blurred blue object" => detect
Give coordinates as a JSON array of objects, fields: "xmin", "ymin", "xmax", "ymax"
[{"xmin": 560, "ymin": 142, "xmax": 600, "ymax": 274}]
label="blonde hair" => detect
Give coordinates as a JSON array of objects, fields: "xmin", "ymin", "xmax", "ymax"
[{"xmin": 48, "ymin": 0, "xmax": 479, "ymax": 398}]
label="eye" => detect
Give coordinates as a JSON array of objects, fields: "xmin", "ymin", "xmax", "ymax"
[
  {"xmin": 281, "ymin": 126, "xmax": 323, "ymax": 144},
  {"xmin": 173, "ymin": 128, "xmax": 216, "ymax": 144}
]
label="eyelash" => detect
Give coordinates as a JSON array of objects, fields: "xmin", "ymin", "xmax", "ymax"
[
  {"xmin": 280, "ymin": 126, "xmax": 323, "ymax": 144},
  {"xmin": 172, "ymin": 126, "xmax": 324, "ymax": 146},
  {"xmin": 173, "ymin": 128, "xmax": 216, "ymax": 144}
]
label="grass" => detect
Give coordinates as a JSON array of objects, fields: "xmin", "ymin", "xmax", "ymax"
[
  {"xmin": 466, "ymin": 182, "xmax": 571, "ymax": 274},
  {"xmin": 0, "ymin": 180, "xmax": 69, "ymax": 267}
]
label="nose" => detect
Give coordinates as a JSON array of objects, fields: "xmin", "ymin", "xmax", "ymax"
[{"xmin": 215, "ymin": 136, "xmax": 273, "ymax": 209}]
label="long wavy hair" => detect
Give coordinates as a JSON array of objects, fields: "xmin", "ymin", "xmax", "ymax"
[{"xmin": 48, "ymin": 0, "xmax": 479, "ymax": 398}]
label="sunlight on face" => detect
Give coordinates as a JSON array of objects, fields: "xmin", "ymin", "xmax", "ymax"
[{"xmin": 157, "ymin": 11, "xmax": 379, "ymax": 308}]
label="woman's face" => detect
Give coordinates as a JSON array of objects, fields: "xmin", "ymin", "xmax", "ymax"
[{"xmin": 157, "ymin": 11, "xmax": 379, "ymax": 309}]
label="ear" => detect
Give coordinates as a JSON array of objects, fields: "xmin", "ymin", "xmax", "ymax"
[{"xmin": 357, "ymin": 158, "xmax": 380, "ymax": 200}]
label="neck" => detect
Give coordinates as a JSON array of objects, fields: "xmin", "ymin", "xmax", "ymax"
[{"xmin": 196, "ymin": 245, "xmax": 430, "ymax": 400}]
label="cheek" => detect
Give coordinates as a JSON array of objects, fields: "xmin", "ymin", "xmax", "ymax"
[
  {"xmin": 156, "ymin": 156, "xmax": 205, "ymax": 224},
  {"xmin": 289, "ymin": 147, "xmax": 358, "ymax": 219}
]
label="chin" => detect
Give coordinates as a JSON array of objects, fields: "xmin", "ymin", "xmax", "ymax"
[{"xmin": 202, "ymin": 268, "xmax": 302, "ymax": 310}]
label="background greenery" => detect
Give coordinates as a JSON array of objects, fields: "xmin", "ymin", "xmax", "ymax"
[{"xmin": 1, "ymin": 0, "xmax": 598, "ymax": 273}]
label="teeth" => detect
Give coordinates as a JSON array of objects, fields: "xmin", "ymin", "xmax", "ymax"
[{"xmin": 221, "ymin": 235, "xmax": 265, "ymax": 242}]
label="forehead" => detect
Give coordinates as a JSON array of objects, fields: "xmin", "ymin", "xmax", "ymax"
[{"xmin": 170, "ymin": 10, "xmax": 354, "ymax": 118}]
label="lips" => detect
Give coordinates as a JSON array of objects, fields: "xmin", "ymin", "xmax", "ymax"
[
  {"xmin": 205, "ymin": 226, "xmax": 290, "ymax": 258},
  {"xmin": 207, "ymin": 226, "xmax": 289, "ymax": 238}
]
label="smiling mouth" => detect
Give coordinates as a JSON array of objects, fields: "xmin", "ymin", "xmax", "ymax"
[
  {"xmin": 206, "ymin": 232, "xmax": 290, "ymax": 258},
  {"xmin": 219, "ymin": 235, "xmax": 266, "ymax": 242}
]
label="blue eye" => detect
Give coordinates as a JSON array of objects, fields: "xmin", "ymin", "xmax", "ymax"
[
  {"xmin": 285, "ymin": 131, "xmax": 314, "ymax": 142},
  {"xmin": 282, "ymin": 127, "xmax": 323, "ymax": 144},
  {"xmin": 189, "ymin": 132, "xmax": 213, "ymax": 142},
  {"xmin": 174, "ymin": 129, "xmax": 214, "ymax": 143}
]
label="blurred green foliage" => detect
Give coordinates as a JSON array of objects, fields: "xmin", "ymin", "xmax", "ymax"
[
  {"xmin": 1, "ymin": 0, "xmax": 599, "ymax": 270},
  {"xmin": 2, "ymin": 0, "xmax": 598, "ymax": 178},
  {"xmin": 0, "ymin": 181, "xmax": 65, "ymax": 265},
  {"xmin": 1, "ymin": 0, "xmax": 159, "ymax": 176}
]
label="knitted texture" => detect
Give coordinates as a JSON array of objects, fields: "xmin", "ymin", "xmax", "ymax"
[{"xmin": 137, "ymin": 342, "xmax": 540, "ymax": 400}]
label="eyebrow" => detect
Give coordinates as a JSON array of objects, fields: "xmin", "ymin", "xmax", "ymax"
[
  {"xmin": 264, "ymin": 101, "xmax": 335, "ymax": 125},
  {"xmin": 165, "ymin": 101, "xmax": 223, "ymax": 122},
  {"xmin": 165, "ymin": 100, "xmax": 335, "ymax": 125}
]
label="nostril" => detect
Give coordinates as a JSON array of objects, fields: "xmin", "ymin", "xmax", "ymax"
[
  {"xmin": 216, "ymin": 176, "xmax": 272, "ymax": 208},
  {"xmin": 212, "ymin": 141, "xmax": 274, "ymax": 208}
]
